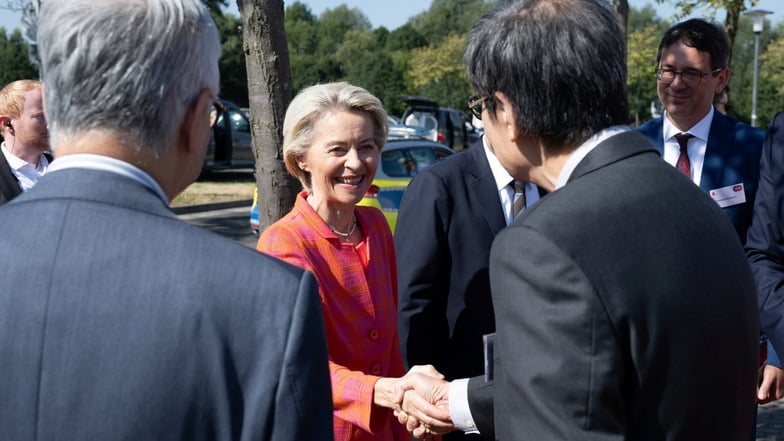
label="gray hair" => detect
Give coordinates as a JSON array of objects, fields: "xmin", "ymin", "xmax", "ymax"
[
  {"xmin": 282, "ymin": 82, "xmax": 388, "ymax": 191},
  {"xmin": 37, "ymin": 0, "xmax": 221, "ymax": 154}
]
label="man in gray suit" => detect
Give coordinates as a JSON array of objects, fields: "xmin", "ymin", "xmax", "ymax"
[
  {"xmin": 0, "ymin": 1, "xmax": 333, "ymax": 440},
  {"xmin": 395, "ymin": 0, "xmax": 759, "ymax": 439}
]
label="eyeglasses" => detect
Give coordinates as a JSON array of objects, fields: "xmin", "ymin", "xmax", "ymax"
[
  {"xmin": 467, "ymin": 95, "xmax": 489, "ymax": 120},
  {"xmin": 655, "ymin": 67, "xmax": 723, "ymax": 87}
]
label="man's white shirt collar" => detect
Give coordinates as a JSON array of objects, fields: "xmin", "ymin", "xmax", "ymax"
[
  {"xmin": 483, "ymin": 137, "xmax": 514, "ymax": 192},
  {"xmin": 1, "ymin": 142, "xmax": 50, "ymax": 191},
  {"xmin": 662, "ymin": 107, "xmax": 713, "ymax": 144}
]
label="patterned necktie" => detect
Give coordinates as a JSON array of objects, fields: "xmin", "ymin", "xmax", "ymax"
[
  {"xmin": 513, "ymin": 181, "xmax": 526, "ymax": 218},
  {"xmin": 674, "ymin": 132, "xmax": 694, "ymax": 178}
]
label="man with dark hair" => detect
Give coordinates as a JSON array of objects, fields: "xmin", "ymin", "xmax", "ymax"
[
  {"xmin": 636, "ymin": 18, "xmax": 780, "ymax": 404},
  {"xmin": 0, "ymin": 1, "xmax": 333, "ymax": 440},
  {"xmin": 0, "ymin": 79, "xmax": 50, "ymax": 205},
  {"xmin": 394, "ymin": 1, "xmax": 759, "ymax": 439}
]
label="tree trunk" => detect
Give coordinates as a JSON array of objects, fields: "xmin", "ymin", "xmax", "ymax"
[
  {"xmin": 723, "ymin": 2, "xmax": 743, "ymax": 107},
  {"xmin": 237, "ymin": 0, "xmax": 299, "ymax": 230}
]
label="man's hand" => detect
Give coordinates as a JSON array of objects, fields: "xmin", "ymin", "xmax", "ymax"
[
  {"xmin": 392, "ymin": 369, "xmax": 454, "ymax": 438},
  {"xmin": 758, "ymin": 364, "xmax": 784, "ymax": 404},
  {"xmin": 374, "ymin": 365, "xmax": 444, "ymax": 410}
]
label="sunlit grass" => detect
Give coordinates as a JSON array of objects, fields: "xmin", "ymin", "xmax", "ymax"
[{"xmin": 171, "ymin": 181, "xmax": 254, "ymax": 206}]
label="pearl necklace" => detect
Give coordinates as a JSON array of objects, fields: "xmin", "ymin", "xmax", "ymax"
[{"xmin": 329, "ymin": 215, "xmax": 357, "ymax": 241}]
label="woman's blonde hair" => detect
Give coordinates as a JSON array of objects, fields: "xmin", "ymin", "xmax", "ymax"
[{"xmin": 282, "ymin": 82, "xmax": 388, "ymax": 190}]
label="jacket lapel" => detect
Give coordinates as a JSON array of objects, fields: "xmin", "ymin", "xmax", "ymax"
[
  {"xmin": 468, "ymin": 144, "xmax": 507, "ymax": 234},
  {"xmin": 0, "ymin": 151, "xmax": 22, "ymax": 203},
  {"xmin": 700, "ymin": 111, "xmax": 733, "ymax": 192}
]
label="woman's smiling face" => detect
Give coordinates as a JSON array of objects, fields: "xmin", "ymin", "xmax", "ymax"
[{"xmin": 298, "ymin": 109, "xmax": 380, "ymax": 211}]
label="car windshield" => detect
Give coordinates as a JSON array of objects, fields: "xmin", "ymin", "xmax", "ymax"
[{"xmin": 381, "ymin": 146, "xmax": 444, "ymax": 177}]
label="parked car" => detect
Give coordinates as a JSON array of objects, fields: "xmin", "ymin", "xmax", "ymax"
[
  {"xmin": 249, "ymin": 139, "xmax": 454, "ymax": 234},
  {"xmin": 203, "ymin": 99, "xmax": 253, "ymax": 172},
  {"xmin": 399, "ymin": 96, "xmax": 482, "ymax": 151},
  {"xmin": 387, "ymin": 115, "xmax": 435, "ymax": 141}
]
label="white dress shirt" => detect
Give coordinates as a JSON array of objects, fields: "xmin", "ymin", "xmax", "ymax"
[
  {"xmin": 483, "ymin": 138, "xmax": 539, "ymax": 225},
  {"xmin": 661, "ymin": 108, "xmax": 712, "ymax": 186},
  {"xmin": 1, "ymin": 142, "xmax": 50, "ymax": 192}
]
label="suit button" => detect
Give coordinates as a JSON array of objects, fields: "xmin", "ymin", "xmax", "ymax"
[
  {"xmin": 371, "ymin": 364, "xmax": 382, "ymax": 375},
  {"xmin": 369, "ymin": 329, "xmax": 379, "ymax": 341}
]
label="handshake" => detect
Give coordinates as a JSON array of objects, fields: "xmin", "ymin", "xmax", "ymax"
[{"xmin": 375, "ymin": 365, "xmax": 457, "ymax": 439}]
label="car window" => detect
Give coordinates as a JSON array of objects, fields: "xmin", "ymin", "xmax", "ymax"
[
  {"xmin": 381, "ymin": 149, "xmax": 410, "ymax": 178},
  {"xmin": 230, "ymin": 110, "xmax": 250, "ymax": 133},
  {"xmin": 433, "ymin": 147, "xmax": 452, "ymax": 160},
  {"xmin": 404, "ymin": 110, "xmax": 437, "ymax": 128},
  {"xmin": 409, "ymin": 147, "xmax": 438, "ymax": 170}
]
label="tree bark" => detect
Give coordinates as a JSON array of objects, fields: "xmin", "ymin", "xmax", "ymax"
[{"xmin": 237, "ymin": 0, "xmax": 299, "ymax": 230}]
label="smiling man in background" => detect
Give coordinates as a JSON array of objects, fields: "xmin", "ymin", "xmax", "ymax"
[{"xmin": 0, "ymin": 79, "xmax": 50, "ymax": 205}]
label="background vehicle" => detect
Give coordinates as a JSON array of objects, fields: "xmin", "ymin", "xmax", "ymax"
[
  {"xmin": 250, "ymin": 139, "xmax": 454, "ymax": 234},
  {"xmin": 387, "ymin": 115, "xmax": 434, "ymax": 141},
  {"xmin": 399, "ymin": 96, "xmax": 482, "ymax": 151},
  {"xmin": 203, "ymin": 99, "xmax": 254, "ymax": 172}
]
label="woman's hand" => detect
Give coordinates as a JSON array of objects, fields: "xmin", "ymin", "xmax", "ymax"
[{"xmin": 373, "ymin": 365, "xmax": 444, "ymax": 410}]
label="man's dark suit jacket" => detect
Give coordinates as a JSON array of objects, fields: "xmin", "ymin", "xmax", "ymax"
[
  {"xmin": 0, "ymin": 168, "xmax": 334, "ymax": 441},
  {"xmin": 396, "ymin": 142, "xmax": 506, "ymax": 381},
  {"xmin": 636, "ymin": 110, "xmax": 765, "ymax": 243},
  {"xmin": 0, "ymin": 148, "xmax": 22, "ymax": 205},
  {"xmin": 0, "ymin": 151, "xmax": 53, "ymax": 206},
  {"xmin": 468, "ymin": 131, "xmax": 759, "ymax": 440},
  {"xmin": 747, "ymin": 111, "xmax": 784, "ymax": 363}
]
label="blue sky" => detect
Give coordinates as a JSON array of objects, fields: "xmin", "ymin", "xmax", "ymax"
[{"xmin": 2, "ymin": 1, "xmax": 783, "ymax": 36}]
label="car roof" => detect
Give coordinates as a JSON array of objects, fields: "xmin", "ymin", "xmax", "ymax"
[
  {"xmin": 383, "ymin": 138, "xmax": 453, "ymax": 151},
  {"xmin": 398, "ymin": 95, "xmax": 439, "ymax": 108}
]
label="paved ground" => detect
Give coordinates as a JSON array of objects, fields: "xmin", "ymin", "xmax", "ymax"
[{"xmin": 177, "ymin": 204, "xmax": 258, "ymax": 249}]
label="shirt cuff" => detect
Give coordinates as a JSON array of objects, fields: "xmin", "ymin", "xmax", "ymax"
[{"xmin": 449, "ymin": 378, "xmax": 479, "ymax": 434}]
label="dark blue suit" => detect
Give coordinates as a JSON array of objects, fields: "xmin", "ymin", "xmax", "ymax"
[
  {"xmin": 636, "ymin": 110, "xmax": 765, "ymax": 243},
  {"xmin": 639, "ymin": 111, "xmax": 776, "ymax": 373},
  {"xmin": 396, "ymin": 141, "xmax": 506, "ymax": 382},
  {"xmin": 747, "ymin": 111, "xmax": 784, "ymax": 361}
]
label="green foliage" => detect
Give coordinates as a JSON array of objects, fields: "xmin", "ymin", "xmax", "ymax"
[
  {"xmin": 289, "ymin": 53, "xmax": 342, "ymax": 95},
  {"xmin": 626, "ymin": 6, "xmax": 670, "ymax": 124},
  {"xmin": 214, "ymin": 13, "xmax": 248, "ymax": 106},
  {"xmin": 627, "ymin": 24, "xmax": 662, "ymax": 124},
  {"xmin": 386, "ymin": 24, "xmax": 428, "ymax": 51},
  {"xmin": 316, "ymin": 5, "xmax": 371, "ymax": 54},
  {"xmin": 346, "ymin": 52, "xmax": 407, "ymax": 115},
  {"xmin": 408, "ymin": 34, "xmax": 470, "ymax": 109},
  {"xmin": 410, "ymin": 0, "xmax": 493, "ymax": 46},
  {"xmin": 285, "ymin": 2, "xmax": 319, "ymax": 55},
  {"xmin": 0, "ymin": 28, "xmax": 38, "ymax": 85},
  {"xmin": 335, "ymin": 29, "xmax": 379, "ymax": 73},
  {"xmin": 754, "ymin": 22, "xmax": 784, "ymax": 128},
  {"xmin": 203, "ymin": 0, "xmax": 228, "ymax": 16}
]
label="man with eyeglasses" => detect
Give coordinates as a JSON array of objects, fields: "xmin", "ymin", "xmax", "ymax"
[
  {"xmin": 636, "ymin": 18, "xmax": 780, "ymax": 407},
  {"xmin": 396, "ymin": 93, "xmax": 543, "ymax": 440}
]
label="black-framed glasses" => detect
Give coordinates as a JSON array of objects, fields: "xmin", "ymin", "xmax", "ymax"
[
  {"xmin": 655, "ymin": 67, "xmax": 723, "ymax": 87},
  {"xmin": 467, "ymin": 95, "xmax": 489, "ymax": 120}
]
